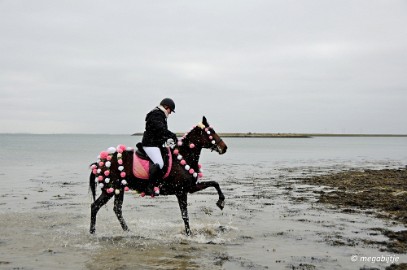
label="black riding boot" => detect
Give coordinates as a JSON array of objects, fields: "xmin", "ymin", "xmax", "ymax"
[{"xmin": 146, "ymin": 163, "xmax": 161, "ymax": 197}]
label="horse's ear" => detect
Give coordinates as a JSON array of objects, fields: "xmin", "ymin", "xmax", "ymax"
[{"xmin": 202, "ymin": 116, "xmax": 209, "ymax": 127}]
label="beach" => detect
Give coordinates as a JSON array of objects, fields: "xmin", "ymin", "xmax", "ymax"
[
  {"xmin": 0, "ymin": 134, "xmax": 407, "ymax": 269},
  {"xmin": 297, "ymin": 168, "xmax": 407, "ymax": 269}
]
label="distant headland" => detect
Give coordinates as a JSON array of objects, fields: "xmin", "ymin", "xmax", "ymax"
[{"xmin": 131, "ymin": 132, "xmax": 407, "ymax": 138}]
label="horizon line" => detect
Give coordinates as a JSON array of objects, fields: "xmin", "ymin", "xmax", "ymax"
[{"xmin": 1, "ymin": 132, "xmax": 407, "ymax": 137}]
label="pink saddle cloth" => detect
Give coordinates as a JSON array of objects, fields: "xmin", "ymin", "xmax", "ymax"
[{"xmin": 132, "ymin": 148, "xmax": 172, "ymax": 180}]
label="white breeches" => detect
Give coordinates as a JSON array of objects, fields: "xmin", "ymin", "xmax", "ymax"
[{"xmin": 143, "ymin": 147, "xmax": 164, "ymax": 169}]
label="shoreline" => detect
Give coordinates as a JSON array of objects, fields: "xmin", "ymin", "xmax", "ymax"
[
  {"xmin": 2, "ymin": 133, "xmax": 407, "ymax": 138},
  {"xmin": 296, "ymin": 168, "xmax": 407, "ymax": 262}
]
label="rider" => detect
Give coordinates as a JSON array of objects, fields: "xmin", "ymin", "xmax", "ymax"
[{"xmin": 141, "ymin": 98, "xmax": 177, "ymax": 196}]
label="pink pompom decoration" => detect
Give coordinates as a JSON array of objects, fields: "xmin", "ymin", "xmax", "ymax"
[
  {"xmin": 107, "ymin": 188, "xmax": 114, "ymax": 193},
  {"xmin": 118, "ymin": 159, "xmax": 123, "ymax": 165},
  {"xmin": 120, "ymin": 172, "xmax": 126, "ymax": 178},
  {"xmin": 104, "ymin": 170, "xmax": 110, "ymax": 176},
  {"xmin": 198, "ymin": 172, "xmax": 203, "ymax": 178},
  {"xmin": 98, "ymin": 175, "xmax": 104, "ymax": 181},
  {"xmin": 205, "ymin": 128, "xmax": 209, "ymax": 132},
  {"xmin": 189, "ymin": 168, "xmax": 195, "ymax": 174},
  {"xmin": 180, "ymin": 160, "xmax": 186, "ymax": 165},
  {"xmin": 209, "ymin": 136, "xmax": 213, "ymax": 140},
  {"xmin": 100, "ymin": 151, "xmax": 109, "ymax": 159},
  {"xmin": 116, "ymin": 144, "xmax": 126, "ymax": 153},
  {"xmin": 106, "ymin": 155, "xmax": 112, "ymax": 161},
  {"xmin": 177, "ymin": 141, "xmax": 183, "ymax": 146},
  {"xmin": 91, "ymin": 164, "xmax": 97, "ymax": 170},
  {"xmin": 124, "ymin": 187, "xmax": 129, "ymax": 192},
  {"xmin": 198, "ymin": 164, "xmax": 202, "ymax": 168},
  {"xmin": 173, "ymin": 149, "xmax": 179, "ymax": 155},
  {"xmin": 189, "ymin": 143, "xmax": 195, "ymax": 149},
  {"xmin": 99, "ymin": 161, "xmax": 104, "ymax": 167},
  {"xmin": 92, "ymin": 169, "xmax": 97, "ymax": 174},
  {"xmin": 119, "ymin": 144, "xmax": 127, "ymax": 151}
]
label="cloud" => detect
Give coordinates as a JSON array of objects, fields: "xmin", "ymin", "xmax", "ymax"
[{"xmin": 0, "ymin": 0, "xmax": 406, "ymax": 134}]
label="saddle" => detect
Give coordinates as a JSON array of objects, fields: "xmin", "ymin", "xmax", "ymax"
[{"xmin": 133, "ymin": 143, "xmax": 172, "ymax": 180}]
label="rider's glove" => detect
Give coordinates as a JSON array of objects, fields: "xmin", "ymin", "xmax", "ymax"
[{"xmin": 165, "ymin": 138, "xmax": 175, "ymax": 148}]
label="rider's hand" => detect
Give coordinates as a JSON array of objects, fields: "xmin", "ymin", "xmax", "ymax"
[{"xmin": 166, "ymin": 138, "xmax": 175, "ymax": 148}]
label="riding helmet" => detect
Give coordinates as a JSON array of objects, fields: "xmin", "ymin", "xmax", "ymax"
[{"xmin": 160, "ymin": 98, "xmax": 176, "ymax": 113}]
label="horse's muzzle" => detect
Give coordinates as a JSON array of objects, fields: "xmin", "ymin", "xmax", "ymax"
[{"xmin": 217, "ymin": 141, "xmax": 227, "ymax": 155}]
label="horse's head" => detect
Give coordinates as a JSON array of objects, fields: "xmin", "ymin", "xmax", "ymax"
[{"xmin": 186, "ymin": 116, "xmax": 227, "ymax": 155}]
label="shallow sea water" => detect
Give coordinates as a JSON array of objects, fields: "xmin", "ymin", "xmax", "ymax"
[{"xmin": 1, "ymin": 134, "xmax": 407, "ymax": 269}]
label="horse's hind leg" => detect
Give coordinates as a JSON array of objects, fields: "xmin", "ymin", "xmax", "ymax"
[
  {"xmin": 176, "ymin": 193, "xmax": 191, "ymax": 236},
  {"xmin": 113, "ymin": 191, "xmax": 129, "ymax": 232},
  {"xmin": 189, "ymin": 181, "xmax": 225, "ymax": 210},
  {"xmin": 90, "ymin": 191, "xmax": 113, "ymax": 234}
]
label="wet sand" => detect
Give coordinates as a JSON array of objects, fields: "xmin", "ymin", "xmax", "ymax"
[
  {"xmin": 1, "ymin": 163, "xmax": 407, "ymax": 269},
  {"xmin": 297, "ymin": 168, "xmax": 407, "ymax": 269}
]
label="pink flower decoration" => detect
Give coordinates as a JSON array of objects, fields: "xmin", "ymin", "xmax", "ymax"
[
  {"xmin": 100, "ymin": 151, "xmax": 109, "ymax": 159},
  {"xmin": 189, "ymin": 168, "xmax": 195, "ymax": 174},
  {"xmin": 99, "ymin": 161, "xmax": 104, "ymax": 167},
  {"xmin": 180, "ymin": 160, "xmax": 186, "ymax": 165},
  {"xmin": 106, "ymin": 155, "xmax": 112, "ymax": 161},
  {"xmin": 98, "ymin": 175, "xmax": 104, "ymax": 181},
  {"xmin": 107, "ymin": 188, "xmax": 114, "ymax": 193},
  {"xmin": 189, "ymin": 143, "xmax": 195, "ymax": 149},
  {"xmin": 198, "ymin": 164, "xmax": 202, "ymax": 168},
  {"xmin": 205, "ymin": 128, "xmax": 209, "ymax": 132},
  {"xmin": 209, "ymin": 136, "xmax": 213, "ymax": 140},
  {"xmin": 117, "ymin": 148, "xmax": 123, "ymax": 153},
  {"xmin": 177, "ymin": 141, "xmax": 183, "ymax": 146},
  {"xmin": 91, "ymin": 164, "xmax": 97, "ymax": 170},
  {"xmin": 173, "ymin": 149, "xmax": 179, "ymax": 155},
  {"xmin": 124, "ymin": 187, "xmax": 129, "ymax": 192},
  {"xmin": 198, "ymin": 172, "xmax": 203, "ymax": 178},
  {"xmin": 120, "ymin": 172, "xmax": 126, "ymax": 178},
  {"xmin": 92, "ymin": 169, "xmax": 97, "ymax": 174},
  {"xmin": 118, "ymin": 159, "xmax": 123, "ymax": 165},
  {"xmin": 104, "ymin": 170, "xmax": 110, "ymax": 176}
]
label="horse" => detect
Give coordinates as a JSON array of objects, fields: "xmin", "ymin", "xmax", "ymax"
[{"xmin": 89, "ymin": 116, "xmax": 228, "ymax": 236}]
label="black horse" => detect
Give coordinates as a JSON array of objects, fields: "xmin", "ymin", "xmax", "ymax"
[{"xmin": 89, "ymin": 116, "xmax": 227, "ymax": 235}]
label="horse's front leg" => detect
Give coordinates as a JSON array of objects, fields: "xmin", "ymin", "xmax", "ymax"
[
  {"xmin": 113, "ymin": 191, "xmax": 129, "ymax": 232},
  {"xmin": 90, "ymin": 191, "xmax": 113, "ymax": 234},
  {"xmin": 189, "ymin": 181, "xmax": 225, "ymax": 210},
  {"xmin": 176, "ymin": 193, "xmax": 191, "ymax": 236}
]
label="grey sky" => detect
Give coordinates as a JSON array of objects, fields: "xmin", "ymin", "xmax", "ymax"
[{"xmin": 1, "ymin": 0, "xmax": 406, "ymax": 134}]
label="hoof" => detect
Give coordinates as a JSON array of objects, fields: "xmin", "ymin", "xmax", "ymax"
[
  {"xmin": 216, "ymin": 200, "xmax": 225, "ymax": 210},
  {"xmin": 153, "ymin": 187, "xmax": 160, "ymax": 196},
  {"xmin": 90, "ymin": 229, "xmax": 95, "ymax": 234}
]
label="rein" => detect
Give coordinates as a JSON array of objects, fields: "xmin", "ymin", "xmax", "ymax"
[{"xmin": 210, "ymin": 138, "xmax": 223, "ymax": 152}]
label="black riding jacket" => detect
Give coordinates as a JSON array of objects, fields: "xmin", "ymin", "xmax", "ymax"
[{"xmin": 141, "ymin": 107, "xmax": 177, "ymax": 147}]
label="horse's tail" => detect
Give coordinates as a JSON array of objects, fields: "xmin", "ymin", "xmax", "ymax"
[{"xmin": 89, "ymin": 162, "xmax": 97, "ymax": 202}]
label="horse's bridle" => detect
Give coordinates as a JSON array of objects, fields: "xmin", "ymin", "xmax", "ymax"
[{"xmin": 209, "ymin": 133, "xmax": 223, "ymax": 153}]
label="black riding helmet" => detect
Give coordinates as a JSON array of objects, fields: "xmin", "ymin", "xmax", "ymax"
[{"xmin": 160, "ymin": 98, "xmax": 176, "ymax": 113}]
